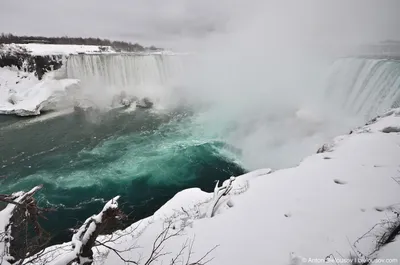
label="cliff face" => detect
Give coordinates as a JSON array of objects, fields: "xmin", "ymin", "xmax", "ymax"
[{"xmin": 0, "ymin": 45, "xmax": 64, "ymax": 80}]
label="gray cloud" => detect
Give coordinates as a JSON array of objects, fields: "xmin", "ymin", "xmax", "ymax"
[
  {"xmin": 1, "ymin": 0, "xmax": 400, "ymax": 50},
  {"xmin": 0, "ymin": 0, "xmax": 233, "ymax": 48}
]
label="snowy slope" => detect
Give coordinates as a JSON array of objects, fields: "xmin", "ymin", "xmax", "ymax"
[{"xmin": 24, "ymin": 109, "xmax": 400, "ymax": 265}]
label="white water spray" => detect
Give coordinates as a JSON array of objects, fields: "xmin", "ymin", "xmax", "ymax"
[
  {"xmin": 63, "ymin": 51, "xmax": 400, "ymax": 170},
  {"xmin": 179, "ymin": 53, "xmax": 400, "ymax": 170}
]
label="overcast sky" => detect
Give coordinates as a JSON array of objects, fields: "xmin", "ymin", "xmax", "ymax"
[{"xmin": 1, "ymin": 0, "xmax": 400, "ymax": 50}]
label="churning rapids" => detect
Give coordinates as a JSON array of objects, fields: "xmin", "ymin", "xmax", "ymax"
[{"xmin": 1, "ymin": 53, "xmax": 400, "ymax": 245}]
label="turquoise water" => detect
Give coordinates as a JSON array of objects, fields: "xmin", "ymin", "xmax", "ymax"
[{"xmin": 0, "ymin": 108, "xmax": 245, "ymax": 244}]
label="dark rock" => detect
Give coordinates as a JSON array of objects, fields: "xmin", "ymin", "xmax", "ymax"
[
  {"xmin": 33, "ymin": 55, "xmax": 63, "ymax": 80},
  {"xmin": 333, "ymin": 179, "xmax": 347, "ymax": 185},
  {"xmin": 317, "ymin": 144, "xmax": 329, "ymax": 153},
  {"xmin": 374, "ymin": 206, "xmax": 385, "ymax": 212},
  {"xmin": 365, "ymin": 116, "xmax": 380, "ymax": 126},
  {"xmin": 7, "ymin": 95, "xmax": 17, "ymax": 105},
  {"xmin": 111, "ymin": 91, "xmax": 138, "ymax": 108},
  {"xmin": 137, "ymin": 97, "xmax": 154, "ymax": 109},
  {"xmin": 0, "ymin": 47, "xmax": 63, "ymax": 80}
]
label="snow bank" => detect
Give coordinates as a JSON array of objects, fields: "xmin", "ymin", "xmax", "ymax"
[
  {"xmin": 1, "ymin": 43, "xmax": 115, "ymax": 56},
  {"xmin": 0, "ymin": 67, "xmax": 79, "ymax": 116}
]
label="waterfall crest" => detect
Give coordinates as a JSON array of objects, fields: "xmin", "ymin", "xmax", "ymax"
[
  {"xmin": 326, "ymin": 58, "xmax": 400, "ymax": 120},
  {"xmin": 64, "ymin": 54, "xmax": 400, "ymax": 120},
  {"xmin": 66, "ymin": 54, "xmax": 183, "ymax": 106}
]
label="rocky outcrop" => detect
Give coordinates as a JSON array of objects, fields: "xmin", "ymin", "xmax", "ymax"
[
  {"xmin": 32, "ymin": 55, "xmax": 63, "ymax": 80},
  {"xmin": 111, "ymin": 91, "xmax": 154, "ymax": 109},
  {"xmin": 137, "ymin": 97, "xmax": 154, "ymax": 109},
  {"xmin": 0, "ymin": 64, "xmax": 80, "ymax": 116},
  {"xmin": 0, "ymin": 45, "xmax": 63, "ymax": 80}
]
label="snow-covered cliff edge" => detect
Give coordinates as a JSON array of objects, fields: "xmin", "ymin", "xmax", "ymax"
[
  {"xmin": 0, "ymin": 44, "xmax": 178, "ymax": 116},
  {"xmin": 0, "ymin": 44, "xmax": 115, "ymax": 79},
  {"xmin": 0, "ymin": 44, "xmax": 117, "ymax": 116}
]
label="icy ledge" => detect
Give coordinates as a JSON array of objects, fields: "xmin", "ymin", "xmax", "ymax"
[
  {"xmin": 5, "ymin": 109, "xmax": 400, "ymax": 265},
  {"xmin": 0, "ymin": 67, "xmax": 79, "ymax": 116}
]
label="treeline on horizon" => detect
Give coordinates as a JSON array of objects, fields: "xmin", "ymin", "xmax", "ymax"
[{"xmin": 0, "ymin": 33, "xmax": 162, "ymax": 52}]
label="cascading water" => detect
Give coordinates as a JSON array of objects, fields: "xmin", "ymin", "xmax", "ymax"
[
  {"xmin": 65, "ymin": 54, "xmax": 183, "ymax": 106},
  {"xmin": 326, "ymin": 58, "xmax": 400, "ymax": 120}
]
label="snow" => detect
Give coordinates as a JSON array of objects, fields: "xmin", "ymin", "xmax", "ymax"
[
  {"xmin": 379, "ymin": 240, "xmax": 400, "ymax": 260},
  {"xmin": 0, "ymin": 67, "xmax": 79, "ymax": 116},
  {"xmin": 1, "ymin": 43, "xmax": 180, "ymax": 56},
  {"xmin": 1, "ymin": 43, "xmax": 116, "ymax": 56},
  {"xmin": 0, "ymin": 204, "xmax": 15, "ymax": 265},
  {"xmin": 19, "ymin": 109, "xmax": 400, "ymax": 265}
]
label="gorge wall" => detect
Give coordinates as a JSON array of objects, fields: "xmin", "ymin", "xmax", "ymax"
[{"xmin": 0, "ymin": 44, "xmax": 63, "ymax": 80}]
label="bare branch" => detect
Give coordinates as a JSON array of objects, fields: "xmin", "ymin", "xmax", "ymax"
[
  {"xmin": 94, "ymin": 240, "xmax": 139, "ymax": 264},
  {"xmin": 206, "ymin": 177, "xmax": 235, "ymax": 218}
]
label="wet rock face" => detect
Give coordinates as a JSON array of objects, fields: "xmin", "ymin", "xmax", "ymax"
[
  {"xmin": 33, "ymin": 55, "xmax": 63, "ymax": 80},
  {"xmin": 0, "ymin": 48, "xmax": 31, "ymax": 70},
  {"xmin": 0, "ymin": 48, "xmax": 63, "ymax": 80}
]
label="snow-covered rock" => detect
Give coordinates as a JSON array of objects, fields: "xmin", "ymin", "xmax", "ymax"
[
  {"xmin": 0, "ymin": 43, "xmax": 116, "ymax": 83},
  {"xmin": 0, "ymin": 67, "xmax": 79, "ymax": 116}
]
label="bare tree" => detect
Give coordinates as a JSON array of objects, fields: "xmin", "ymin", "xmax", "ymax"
[
  {"xmin": 1, "ymin": 187, "xmax": 217, "ymax": 265},
  {"xmin": 0, "ymin": 33, "xmax": 161, "ymax": 52},
  {"xmin": 0, "ymin": 185, "xmax": 54, "ymax": 265},
  {"xmin": 206, "ymin": 177, "xmax": 235, "ymax": 218},
  {"xmin": 47, "ymin": 196, "xmax": 125, "ymax": 265},
  {"xmin": 93, "ymin": 220, "xmax": 218, "ymax": 265}
]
